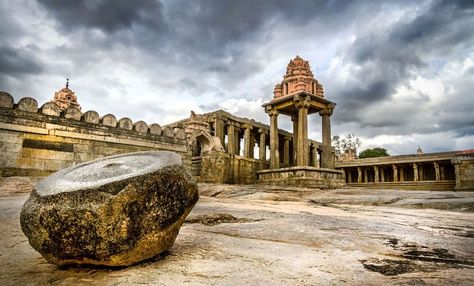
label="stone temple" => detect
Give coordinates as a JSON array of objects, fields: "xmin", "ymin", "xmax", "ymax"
[{"xmin": 0, "ymin": 56, "xmax": 472, "ymax": 191}]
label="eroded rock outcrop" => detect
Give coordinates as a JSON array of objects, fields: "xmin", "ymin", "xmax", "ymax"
[{"xmin": 20, "ymin": 151, "xmax": 198, "ymax": 267}]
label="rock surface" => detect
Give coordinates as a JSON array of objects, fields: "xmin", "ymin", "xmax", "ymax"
[{"xmin": 20, "ymin": 151, "xmax": 199, "ymax": 267}]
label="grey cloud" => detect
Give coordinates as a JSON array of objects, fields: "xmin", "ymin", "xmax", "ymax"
[
  {"xmin": 332, "ymin": 0, "xmax": 474, "ymax": 124},
  {"xmin": 37, "ymin": 0, "xmax": 165, "ymax": 33}
]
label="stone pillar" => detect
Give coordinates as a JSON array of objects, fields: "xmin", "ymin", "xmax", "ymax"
[
  {"xmin": 296, "ymin": 98, "xmax": 310, "ymax": 166},
  {"xmin": 267, "ymin": 108, "xmax": 280, "ymax": 169},
  {"xmin": 214, "ymin": 116, "xmax": 226, "ymax": 147},
  {"xmin": 347, "ymin": 169, "xmax": 352, "ymax": 183},
  {"xmin": 380, "ymin": 167, "xmax": 385, "ymax": 183},
  {"xmin": 227, "ymin": 122, "xmax": 235, "ymax": 155},
  {"xmin": 364, "ymin": 168, "xmax": 368, "ymax": 183},
  {"xmin": 291, "ymin": 115, "xmax": 298, "ymax": 164},
  {"xmin": 249, "ymin": 132, "xmax": 255, "ymax": 158},
  {"xmin": 413, "ymin": 163, "xmax": 418, "ymax": 181},
  {"xmin": 374, "ymin": 166, "xmax": 379, "ymax": 183},
  {"xmin": 311, "ymin": 143, "xmax": 318, "ymax": 167},
  {"xmin": 320, "ymin": 105, "xmax": 334, "ymax": 169},
  {"xmin": 434, "ymin": 161, "xmax": 440, "ymax": 181},
  {"xmin": 400, "ymin": 166, "xmax": 405, "ymax": 182},
  {"xmin": 393, "ymin": 164, "xmax": 398, "ymax": 182},
  {"xmin": 283, "ymin": 136, "xmax": 290, "ymax": 166},
  {"xmin": 243, "ymin": 124, "xmax": 253, "ymax": 158},
  {"xmin": 419, "ymin": 164, "xmax": 424, "ymax": 181},
  {"xmin": 258, "ymin": 128, "xmax": 267, "ymax": 161},
  {"xmin": 234, "ymin": 123, "xmax": 241, "ymax": 156},
  {"xmin": 357, "ymin": 167, "xmax": 362, "ymax": 183}
]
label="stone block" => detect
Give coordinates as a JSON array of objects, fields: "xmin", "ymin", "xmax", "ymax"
[
  {"xmin": 17, "ymin": 97, "xmax": 38, "ymax": 113},
  {"xmin": 118, "ymin": 117, "xmax": 133, "ymax": 130},
  {"xmin": 0, "ymin": 91, "xmax": 14, "ymax": 108},
  {"xmin": 81, "ymin": 110, "xmax": 100, "ymax": 124},
  {"xmin": 61, "ymin": 106, "xmax": 82, "ymax": 120},
  {"xmin": 174, "ymin": 128, "xmax": 186, "ymax": 140},
  {"xmin": 40, "ymin": 102, "xmax": 61, "ymax": 117},
  {"xmin": 100, "ymin": 114, "xmax": 117, "ymax": 127},
  {"xmin": 133, "ymin": 121, "xmax": 148, "ymax": 135},
  {"xmin": 20, "ymin": 151, "xmax": 199, "ymax": 266},
  {"xmin": 149, "ymin": 123, "xmax": 161, "ymax": 135},
  {"xmin": 162, "ymin": 126, "xmax": 174, "ymax": 138}
]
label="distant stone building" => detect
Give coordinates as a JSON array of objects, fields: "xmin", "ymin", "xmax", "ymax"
[{"xmin": 51, "ymin": 79, "xmax": 81, "ymax": 111}]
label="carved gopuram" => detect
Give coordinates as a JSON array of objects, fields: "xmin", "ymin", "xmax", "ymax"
[{"xmin": 256, "ymin": 56, "xmax": 344, "ymax": 188}]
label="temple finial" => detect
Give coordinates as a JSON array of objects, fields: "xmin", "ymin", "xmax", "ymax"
[{"xmin": 66, "ymin": 78, "xmax": 69, "ymax": 89}]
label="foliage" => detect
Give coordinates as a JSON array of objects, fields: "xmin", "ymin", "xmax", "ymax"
[
  {"xmin": 332, "ymin": 134, "xmax": 361, "ymax": 155},
  {"xmin": 358, "ymin": 147, "xmax": 390, "ymax": 158}
]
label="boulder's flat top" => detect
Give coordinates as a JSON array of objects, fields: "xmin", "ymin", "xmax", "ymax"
[
  {"xmin": 1, "ymin": 180, "xmax": 474, "ymax": 285},
  {"xmin": 35, "ymin": 151, "xmax": 181, "ymax": 196}
]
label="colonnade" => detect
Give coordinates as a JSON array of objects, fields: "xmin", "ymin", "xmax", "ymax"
[
  {"xmin": 342, "ymin": 160, "xmax": 455, "ymax": 184},
  {"xmin": 209, "ymin": 113, "xmax": 322, "ymax": 167}
]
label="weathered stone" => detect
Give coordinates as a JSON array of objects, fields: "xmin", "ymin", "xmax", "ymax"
[
  {"xmin": 100, "ymin": 114, "xmax": 117, "ymax": 127},
  {"xmin": 118, "ymin": 118, "xmax": 133, "ymax": 130},
  {"xmin": 162, "ymin": 126, "xmax": 174, "ymax": 138},
  {"xmin": 17, "ymin": 97, "xmax": 38, "ymax": 113},
  {"xmin": 0, "ymin": 91, "xmax": 14, "ymax": 108},
  {"xmin": 81, "ymin": 110, "xmax": 100, "ymax": 124},
  {"xmin": 20, "ymin": 151, "xmax": 199, "ymax": 267},
  {"xmin": 149, "ymin": 123, "xmax": 162, "ymax": 135},
  {"xmin": 174, "ymin": 128, "xmax": 186, "ymax": 140},
  {"xmin": 40, "ymin": 102, "xmax": 61, "ymax": 117},
  {"xmin": 133, "ymin": 121, "xmax": 148, "ymax": 135},
  {"xmin": 62, "ymin": 106, "xmax": 82, "ymax": 120}
]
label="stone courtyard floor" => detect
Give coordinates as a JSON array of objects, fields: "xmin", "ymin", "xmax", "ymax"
[{"xmin": 1, "ymin": 177, "xmax": 474, "ymax": 285}]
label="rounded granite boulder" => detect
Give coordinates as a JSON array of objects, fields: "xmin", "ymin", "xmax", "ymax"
[{"xmin": 20, "ymin": 151, "xmax": 198, "ymax": 267}]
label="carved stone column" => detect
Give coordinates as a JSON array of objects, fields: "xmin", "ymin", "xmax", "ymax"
[
  {"xmin": 413, "ymin": 163, "xmax": 418, "ymax": 181},
  {"xmin": 311, "ymin": 143, "xmax": 318, "ymax": 167},
  {"xmin": 364, "ymin": 167, "xmax": 368, "ymax": 183},
  {"xmin": 234, "ymin": 123, "xmax": 241, "ymax": 156},
  {"xmin": 267, "ymin": 107, "xmax": 280, "ymax": 169},
  {"xmin": 283, "ymin": 136, "xmax": 290, "ymax": 166},
  {"xmin": 243, "ymin": 124, "xmax": 253, "ymax": 158},
  {"xmin": 296, "ymin": 97, "xmax": 310, "ymax": 166},
  {"xmin": 357, "ymin": 167, "xmax": 362, "ymax": 183},
  {"xmin": 214, "ymin": 115, "xmax": 226, "ymax": 147},
  {"xmin": 434, "ymin": 161, "xmax": 440, "ymax": 181},
  {"xmin": 227, "ymin": 122, "xmax": 235, "ymax": 155},
  {"xmin": 380, "ymin": 167, "xmax": 385, "ymax": 183},
  {"xmin": 320, "ymin": 105, "xmax": 334, "ymax": 169},
  {"xmin": 393, "ymin": 164, "xmax": 398, "ymax": 182},
  {"xmin": 291, "ymin": 115, "xmax": 298, "ymax": 164},
  {"xmin": 374, "ymin": 166, "xmax": 379, "ymax": 183},
  {"xmin": 258, "ymin": 128, "xmax": 267, "ymax": 161}
]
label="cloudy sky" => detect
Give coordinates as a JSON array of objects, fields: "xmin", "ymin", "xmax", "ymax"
[{"xmin": 1, "ymin": 0, "xmax": 473, "ymax": 155}]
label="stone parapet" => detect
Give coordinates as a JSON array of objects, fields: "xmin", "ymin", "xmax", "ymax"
[
  {"xmin": 0, "ymin": 92, "xmax": 188, "ymax": 177},
  {"xmin": 257, "ymin": 166, "xmax": 344, "ymax": 188}
]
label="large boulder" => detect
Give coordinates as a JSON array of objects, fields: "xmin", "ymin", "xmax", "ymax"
[{"xmin": 20, "ymin": 151, "xmax": 198, "ymax": 267}]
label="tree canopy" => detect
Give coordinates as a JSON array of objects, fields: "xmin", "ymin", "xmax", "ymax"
[
  {"xmin": 358, "ymin": 147, "xmax": 390, "ymax": 158},
  {"xmin": 332, "ymin": 134, "xmax": 361, "ymax": 155}
]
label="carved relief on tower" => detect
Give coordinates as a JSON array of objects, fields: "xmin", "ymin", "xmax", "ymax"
[
  {"xmin": 273, "ymin": 55, "xmax": 324, "ymax": 100},
  {"xmin": 51, "ymin": 79, "xmax": 81, "ymax": 111}
]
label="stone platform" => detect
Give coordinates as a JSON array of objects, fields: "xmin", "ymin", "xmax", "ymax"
[{"xmin": 256, "ymin": 166, "xmax": 344, "ymax": 188}]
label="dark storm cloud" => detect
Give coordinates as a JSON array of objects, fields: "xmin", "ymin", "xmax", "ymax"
[
  {"xmin": 0, "ymin": 45, "xmax": 43, "ymax": 88},
  {"xmin": 37, "ymin": 0, "xmax": 165, "ymax": 33},
  {"xmin": 333, "ymin": 0, "xmax": 474, "ymax": 122}
]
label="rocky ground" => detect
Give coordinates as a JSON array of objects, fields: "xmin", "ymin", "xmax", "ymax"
[{"xmin": 1, "ymin": 177, "xmax": 473, "ymax": 285}]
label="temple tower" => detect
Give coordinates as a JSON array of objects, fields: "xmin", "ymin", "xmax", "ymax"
[
  {"xmin": 263, "ymin": 56, "xmax": 335, "ymax": 169},
  {"xmin": 51, "ymin": 79, "xmax": 81, "ymax": 111}
]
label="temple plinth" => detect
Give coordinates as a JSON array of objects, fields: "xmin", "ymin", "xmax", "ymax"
[{"xmin": 257, "ymin": 56, "xmax": 343, "ymax": 188}]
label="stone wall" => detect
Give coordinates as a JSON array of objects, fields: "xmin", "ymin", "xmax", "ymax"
[
  {"xmin": 199, "ymin": 151, "xmax": 268, "ymax": 184},
  {"xmin": 0, "ymin": 92, "xmax": 188, "ymax": 177},
  {"xmin": 452, "ymin": 150, "xmax": 474, "ymax": 191}
]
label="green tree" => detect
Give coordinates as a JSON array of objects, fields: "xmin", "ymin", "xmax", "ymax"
[
  {"xmin": 358, "ymin": 147, "xmax": 390, "ymax": 158},
  {"xmin": 332, "ymin": 134, "xmax": 361, "ymax": 155}
]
